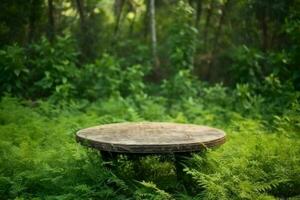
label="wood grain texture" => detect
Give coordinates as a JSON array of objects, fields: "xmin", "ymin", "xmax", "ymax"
[{"xmin": 76, "ymin": 122, "xmax": 226, "ymax": 153}]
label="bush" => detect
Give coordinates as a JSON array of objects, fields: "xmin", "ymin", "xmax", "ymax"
[
  {"xmin": 28, "ymin": 35, "xmax": 79, "ymax": 99},
  {"xmin": 0, "ymin": 44, "xmax": 28, "ymax": 96},
  {"xmin": 161, "ymin": 69, "xmax": 199, "ymax": 102},
  {"xmin": 0, "ymin": 35, "xmax": 79, "ymax": 99},
  {"xmin": 78, "ymin": 54, "xmax": 122, "ymax": 100},
  {"xmin": 167, "ymin": 1, "xmax": 197, "ymax": 72},
  {"xmin": 229, "ymin": 45, "xmax": 265, "ymax": 84},
  {"xmin": 78, "ymin": 54, "xmax": 148, "ymax": 100}
]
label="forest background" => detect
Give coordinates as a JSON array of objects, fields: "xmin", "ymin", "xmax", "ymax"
[{"xmin": 0, "ymin": 0, "xmax": 299, "ymax": 199}]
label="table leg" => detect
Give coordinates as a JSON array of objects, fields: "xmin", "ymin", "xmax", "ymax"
[
  {"xmin": 127, "ymin": 154, "xmax": 143, "ymax": 179},
  {"xmin": 100, "ymin": 151, "xmax": 118, "ymax": 169},
  {"xmin": 174, "ymin": 152, "xmax": 192, "ymax": 183}
]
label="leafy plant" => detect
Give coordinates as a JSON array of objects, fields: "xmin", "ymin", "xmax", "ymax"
[
  {"xmin": 186, "ymin": 118, "xmax": 300, "ymax": 199},
  {"xmin": 0, "ymin": 44, "xmax": 28, "ymax": 96},
  {"xmin": 167, "ymin": 1, "xmax": 198, "ymax": 72},
  {"xmin": 161, "ymin": 69, "xmax": 199, "ymax": 102},
  {"xmin": 28, "ymin": 35, "xmax": 79, "ymax": 99},
  {"xmin": 229, "ymin": 45, "xmax": 265, "ymax": 84},
  {"xmin": 0, "ymin": 35, "xmax": 79, "ymax": 99}
]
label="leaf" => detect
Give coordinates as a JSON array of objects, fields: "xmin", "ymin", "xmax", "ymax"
[{"xmin": 14, "ymin": 69, "xmax": 20, "ymax": 76}]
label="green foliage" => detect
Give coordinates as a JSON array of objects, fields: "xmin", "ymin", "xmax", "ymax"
[
  {"xmin": 0, "ymin": 45, "xmax": 28, "ymax": 96},
  {"xmin": 0, "ymin": 35, "xmax": 79, "ymax": 99},
  {"xmin": 1, "ymin": 84, "xmax": 300, "ymax": 199},
  {"xmin": 229, "ymin": 45, "xmax": 264, "ymax": 84},
  {"xmin": 138, "ymin": 97, "xmax": 169, "ymax": 121},
  {"xmin": 202, "ymin": 83, "xmax": 231, "ymax": 107},
  {"xmin": 186, "ymin": 117, "xmax": 300, "ymax": 199},
  {"xmin": 29, "ymin": 36, "xmax": 79, "ymax": 99},
  {"xmin": 0, "ymin": 78, "xmax": 300, "ymax": 199},
  {"xmin": 133, "ymin": 181, "xmax": 173, "ymax": 200},
  {"xmin": 79, "ymin": 54, "xmax": 122, "ymax": 99},
  {"xmin": 0, "ymin": 0, "xmax": 44, "ymax": 46},
  {"xmin": 0, "ymin": 97, "xmax": 128, "ymax": 199},
  {"xmin": 79, "ymin": 54, "xmax": 147, "ymax": 100},
  {"xmin": 161, "ymin": 69, "xmax": 199, "ymax": 101},
  {"xmin": 234, "ymin": 83, "xmax": 264, "ymax": 115},
  {"xmin": 229, "ymin": 44, "xmax": 300, "ymax": 89},
  {"xmin": 122, "ymin": 64, "xmax": 148, "ymax": 100},
  {"xmin": 167, "ymin": 1, "xmax": 197, "ymax": 72},
  {"xmin": 0, "ymin": 0, "xmax": 300, "ymax": 199},
  {"xmin": 283, "ymin": 7, "xmax": 300, "ymax": 89},
  {"xmin": 116, "ymin": 39, "xmax": 151, "ymax": 68}
]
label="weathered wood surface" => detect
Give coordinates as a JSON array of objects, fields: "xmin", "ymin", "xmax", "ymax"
[{"xmin": 76, "ymin": 122, "xmax": 226, "ymax": 153}]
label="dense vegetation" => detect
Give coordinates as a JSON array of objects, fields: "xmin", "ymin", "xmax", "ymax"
[{"xmin": 0, "ymin": 0, "xmax": 299, "ymax": 199}]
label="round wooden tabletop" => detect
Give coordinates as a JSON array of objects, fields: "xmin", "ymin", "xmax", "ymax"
[{"xmin": 76, "ymin": 122, "xmax": 226, "ymax": 153}]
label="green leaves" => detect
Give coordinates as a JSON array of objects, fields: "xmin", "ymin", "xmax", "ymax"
[
  {"xmin": 134, "ymin": 181, "xmax": 173, "ymax": 200},
  {"xmin": 0, "ymin": 35, "xmax": 79, "ymax": 99},
  {"xmin": 161, "ymin": 69, "xmax": 199, "ymax": 102},
  {"xmin": 0, "ymin": 83, "xmax": 300, "ymax": 199},
  {"xmin": 78, "ymin": 54, "xmax": 148, "ymax": 101},
  {"xmin": 0, "ymin": 44, "xmax": 28, "ymax": 95},
  {"xmin": 186, "ymin": 119, "xmax": 300, "ymax": 199},
  {"xmin": 167, "ymin": 1, "xmax": 197, "ymax": 72}
]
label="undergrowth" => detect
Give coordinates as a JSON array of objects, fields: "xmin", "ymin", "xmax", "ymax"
[{"xmin": 0, "ymin": 87, "xmax": 299, "ymax": 199}]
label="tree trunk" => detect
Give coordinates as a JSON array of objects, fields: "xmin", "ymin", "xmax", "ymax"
[
  {"xmin": 129, "ymin": 12, "xmax": 136, "ymax": 36},
  {"xmin": 212, "ymin": 0, "xmax": 231, "ymax": 52},
  {"xmin": 208, "ymin": 0, "xmax": 232, "ymax": 81},
  {"xmin": 76, "ymin": 0, "xmax": 85, "ymax": 29},
  {"xmin": 203, "ymin": 0, "xmax": 215, "ymax": 49},
  {"xmin": 128, "ymin": 0, "xmax": 137, "ymax": 36},
  {"xmin": 195, "ymin": 0, "xmax": 203, "ymax": 30},
  {"xmin": 149, "ymin": 0, "xmax": 158, "ymax": 69},
  {"xmin": 28, "ymin": 0, "xmax": 38, "ymax": 43},
  {"xmin": 76, "ymin": 0, "xmax": 90, "ymax": 61},
  {"xmin": 28, "ymin": 0, "xmax": 44, "ymax": 44},
  {"xmin": 261, "ymin": 7, "xmax": 268, "ymax": 52},
  {"xmin": 114, "ymin": 0, "xmax": 125, "ymax": 37},
  {"xmin": 47, "ymin": 0, "xmax": 55, "ymax": 43},
  {"xmin": 143, "ymin": 0, "xmax": 150, "ymax": 38}
]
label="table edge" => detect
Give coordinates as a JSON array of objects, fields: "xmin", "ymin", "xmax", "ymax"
[{"xmin": 76, "ymin": 134, "xmax": 226, "ymax": 153}]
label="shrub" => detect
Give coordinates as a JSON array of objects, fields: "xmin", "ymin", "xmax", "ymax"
[
  {"xmin": 0, "ymin": 35, "xmax": 79, "ymax": 99},
  {"xmin": 229, "ymin": 45, "xmax": 265, "ymax": 84},
  {"xmin": 161, "ymin": 69, "xmax": 199, "ymax": 102},
  {"xmin": 78, "ymin": 54, "xmax": 122, "ymax": 100},
  {"xmin": 28, "ymin": 35, "xmax": 79, "ymax": 99},
  {"xmin": 0, "ymin": 44, "xmax": 28, "ymax": 97},
  {"xmin": 167, "ymin": 1, "xmax": 197, "ymax": 72},
  {"xmin": 78, "ymin": 54, "xmax": 148, "ymax": 100}
]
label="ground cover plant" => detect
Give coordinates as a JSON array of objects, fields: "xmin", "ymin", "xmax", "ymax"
[
  {"xmin": 0, "ymin": 0, "xmax": 300, "ymax": 199},
  {"xmin": 0, "ymin": 85, "xmax": 299, "ymax": 199}
]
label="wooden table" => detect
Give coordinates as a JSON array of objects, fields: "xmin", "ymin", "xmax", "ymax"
[{"xmin": 76, "ymin": 122, "xmax": 226, "ymax": 180}]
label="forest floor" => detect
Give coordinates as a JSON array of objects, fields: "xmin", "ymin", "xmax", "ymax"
[{"xmin": 0, "ymin": 91, "xmax": 299, "ymax": 199}]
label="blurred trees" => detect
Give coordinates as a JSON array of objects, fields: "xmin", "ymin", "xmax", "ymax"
[
  {"xmin": 47, "ymin": 0, "xmax": 55, "ymax": 43},
  {"xmin": 0, "ymin": 0, "xmax": 299, "ymax": 98},
  {"xmin": 149, "ymin": 0, "xmax": 158, "ymax": 70}
]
